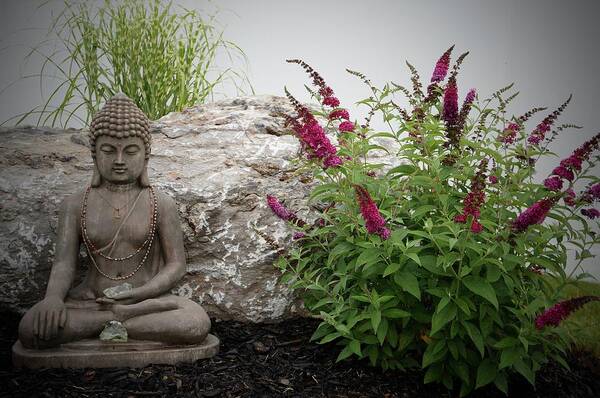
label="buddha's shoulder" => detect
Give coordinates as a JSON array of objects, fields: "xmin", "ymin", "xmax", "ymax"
[
  {"xmin": 59, "ymin": 188, "xmax": 88, "ymax": 214},
  {"xmin": 151, "ymin": 187, "xmax": 178, "ymax": 212}
]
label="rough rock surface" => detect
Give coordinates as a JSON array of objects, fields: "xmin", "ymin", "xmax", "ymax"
[{"xmin": 0, "ymin": 95, "xmax": 397, "ymax": 322}]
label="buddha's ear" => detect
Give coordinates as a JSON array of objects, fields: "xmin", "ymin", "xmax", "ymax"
[
  {"xmin": 139, "ymin": 160, "xmax": 150, "ymax": 187},
  {"xmin": 91, "ymin": 161, "xmax": 102, "ymax": 187}
]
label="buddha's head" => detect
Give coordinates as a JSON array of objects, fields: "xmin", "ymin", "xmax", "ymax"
[{"xmin": 88, "ymin": 93, "xmax": 151, "ymax": 187}]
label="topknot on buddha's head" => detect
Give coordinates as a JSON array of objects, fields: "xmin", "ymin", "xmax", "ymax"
[{"xmin": 89, "ymin": 93, "xmax": 151, "ymax": 159}]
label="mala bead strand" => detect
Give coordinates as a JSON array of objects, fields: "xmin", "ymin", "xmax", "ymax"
[
  {"xmin": 81, "ymin": 186, "xmax": 157, "ymax": 261},
  {"xmin": 80, "ymin": 185, "xmax": 159, "ymax": 281}
]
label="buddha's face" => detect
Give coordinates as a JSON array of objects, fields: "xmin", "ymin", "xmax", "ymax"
[{"xmin": 95, "ymin": 135, "xmax": 146, "ymax": 185}]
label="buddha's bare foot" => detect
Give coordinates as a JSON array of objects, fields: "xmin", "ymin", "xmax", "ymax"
[
  {"xmin": 111, "ymin": 298, "xmax": 180, "ymax": 322},
  {"xmin": 111, "ymin": 304, "xmax": 135, "ymax": 322}
]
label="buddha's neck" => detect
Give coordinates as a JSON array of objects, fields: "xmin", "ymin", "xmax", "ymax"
[{"xmin": 101, "ymin": 181, "xmax": 140, "ymax": 192}]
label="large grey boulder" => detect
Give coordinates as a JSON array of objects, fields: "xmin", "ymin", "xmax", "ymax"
[{"xmin": 0, "ymin": 95, "xmax": 397, "ymax": 322}]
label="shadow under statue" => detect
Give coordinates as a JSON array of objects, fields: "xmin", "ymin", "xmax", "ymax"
[{"xmin": 13, "ymin": 93, "xmax": 219, "ymax": 368}]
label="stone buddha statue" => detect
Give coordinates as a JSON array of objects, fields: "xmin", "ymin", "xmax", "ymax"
[{"xmin": 14, "ymin": 94, "xmax": 217, "ymax": 367}]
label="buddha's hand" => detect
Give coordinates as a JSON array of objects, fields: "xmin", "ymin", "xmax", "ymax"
[
  {"xmin": 29, "ymin": 296, "xmax": 67, "ymax": 341},
  {"xmin": 95, "ymin": 287, "xmax": 145, "ymax": 305}
]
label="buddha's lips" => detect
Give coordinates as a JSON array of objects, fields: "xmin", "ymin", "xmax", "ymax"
[{"xmin": 112, "ymin": 167, "xmax": 127, "ymax": 173}]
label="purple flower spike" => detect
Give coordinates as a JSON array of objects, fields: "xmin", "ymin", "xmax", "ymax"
[
  {"xmin": 511, "ymin": 198, "xmax": 556, "ymax": 233},
  {"xmin": 267, "ymin": 195, "xmax": 295, "ymax": 221},
  {"xmin": 535, "ymin": 296, "xmax": 600, "ymax": 329},
  {"xmin": 354, "ymin": 185, "xmax": 389, "ymax": 240},
  {"xmin": 338, "ymin": 121, "xmax": 355, "ymax": 132},
  {"xmin": 442, "ymin": 77, "xmax": 459, "ymax": 126},
  {"xmin": 543, "ymin": 176, "xmax": 563, "ymax": 192},
  {"xmin": 431, "ymin": 45, "xmax": 454, "ymax": 83},
  {"xmin": 581, "ymin": 208, "xmax": 600, "ymax": 219}
]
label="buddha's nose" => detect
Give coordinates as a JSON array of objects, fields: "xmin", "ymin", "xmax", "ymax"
[{"xmin": 115, "ymin": 151, "xmax": 125, "ymax": 165}]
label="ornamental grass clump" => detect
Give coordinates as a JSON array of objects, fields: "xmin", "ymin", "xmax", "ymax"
[
  {"xmin": 266, "ymin": 47, "xmax": 600, "ymax": 396},
  {"xmin": 3, "ymin": 0, "xmax": 251, "ymax": 127}
]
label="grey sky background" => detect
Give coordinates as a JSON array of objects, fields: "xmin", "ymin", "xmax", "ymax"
[{"xmin": 1, "ymin": 0, "xmax": 599, "ymax": 277}]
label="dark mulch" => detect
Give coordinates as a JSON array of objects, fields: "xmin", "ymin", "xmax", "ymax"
[{"xmin": 1, "ymin": 312, "xmax": 599, "ymax": 398}]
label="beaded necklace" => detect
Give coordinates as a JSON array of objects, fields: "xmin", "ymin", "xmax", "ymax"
[{"xmin": 80, "ymin": 185, "xmax": 158, "ymax": 280}]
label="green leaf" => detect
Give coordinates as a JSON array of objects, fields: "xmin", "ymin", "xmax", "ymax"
[
  {"xmin": 394, "ymin": 271, "xmax": 421, "ymax": 299},
  {"xmin": 463, "ymin": 321, "xmax": 485, "ymax": 357},
  {"xmin": 424, "ymin": 363, "xmax": 443, "ymax": 384},
  {"xmin": 336, "ymin": 344, "xmax": 354, "ymax": 362},
  {"xmin": 351, "ymin": 295, "xmax": 371, "ymax": 303},
  {"xmin": 327, "ymin": 242, "xmax": 354, "ymax": 265},
  {"xmin": 514, "ymin": 359, "xmax": 535, "ymax": 386},
  {"xmin": 476, "ymin": 359, "xmax": 497, "ymax": 389},
  {"xmin": 387, "ymin": 164, "xmax": 416, "ymax": 176},
  {"xmin": 356, "ymin": 248, "xmax": 381, "ymax": 268},
  {"xmin": 383, "ymin": 262, "xmax": 402, "ymax": 277},
  {"xmin": 494, "ymin": 372, "xmax": 508, "ymax": 395},
  {"xmin": 371, "ymin": 309, "xmax": 382, "ymax": 333},
  {"xmin": 462, "ymin": 276, "xmax": 498, "ymax": 309},
  {"xmin": 405, "ymin": 252, "xmax": 421, "ymax": 265},
  {"xmin": 412, "ymin": 205, "xmax": 436, "ymax": 219},
  {"xmin": 383, "ymin": 308, "xmax": 411, "ymax": 318},
  {"xmin": 499, "ymin": 347, "xmax": 520, "ymax": 369},
  {"xmin": 320, "ymin": 332, "xmax": 341, "ymax": 344},
  {"xmin": 349, "ymin": 339, "xmax": 361, "ymax": 356},
  {"xmin": 430, "ymin": 303, "xmax": 457, "ymax": 335},
  {"xmin": 377, "ymin": 318, "xmax": 389, "ymax": 345}
]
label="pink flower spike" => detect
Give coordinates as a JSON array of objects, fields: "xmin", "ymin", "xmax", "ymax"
[
  {"xmin": 489, "ymin": 176, "xmax": 498, "ymax": 184},
  {"xmin": 535, "ymin": 296, "xmax": 600, "ymax": 329},
  {"xmin": 431, "ymin": 45, "xmax": 454, "ymax": 83},
  {"xmin": 581, "ymin": 208, "xmax": 600, "ymax": 219},
  {"xmin": 267, "ymin": 195, "xmax": 294, "ymax": 221},
  {"xmin": 442, "ymin": 77, "xmax": 459, "ymax": 126},
  {"xmin": 564, "ymin": 188, "xmax": 576, "ymax": 206},
  {"xmin": 511, "ymin": 198, "xmax": 556, "ymax": 233},
  {"xmin": 319, "ymin": 86, "xmax": 334, "ymax": 97},
  {"xmin": 378, "ymin": 227, "xmax": 391, "ymax": 240},
  {"xmin": 292, "ymin": 232, "xmax": 306, "ymax": 240},
  {"xmin": 354, "ymin": 185, "xmax": 389, "ymax": 240},
  {"xmin": 544, "ymin": 176, "xmax": 563, "ymax": 192},
  {"xmin": 323, "ymin": 155, "xmax": 343, "ymax": 168},
  {"xmin": 323, "ymin": 96, "xmax": 340, "ymax": 108},
  {"xmin": 470, "ymin": 220, "xmax": 483, "ymax": 233},
  {"xmin": 552, "ymin": 166, "xmax": 575, "ymax": 182},
  {"xmin": 338, "ymin": 121, "xmax": 355, "ymax": 132},
  {"xmin": 499, "ymin": 123, "xmax": 519, "ymax": 144},
  {"xmin": 454, "ymin": 213, "xmax": 467, "ymax": 224},
  {"xmin": 329, "ymin": 109, "xmax": 350, "ymax": 121}
]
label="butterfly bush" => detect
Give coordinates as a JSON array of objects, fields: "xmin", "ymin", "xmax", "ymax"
[{"xmin": 266, "ymin": 48, "xmax": 600, "ymax": 396}]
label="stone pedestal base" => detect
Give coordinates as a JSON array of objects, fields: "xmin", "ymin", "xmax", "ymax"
[{"xmin": 12, "ymin": 334, "xmax": 219, "ymax": 369}]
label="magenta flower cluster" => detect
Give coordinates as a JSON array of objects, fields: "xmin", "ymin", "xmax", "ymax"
[
  {"xmin": 442, "ymin": 76, "xmax": 459, "ymax": 127},
  {"xmin": 430, "ymin": 45, "xmax": 454, "ymax": 83},
  {"xmin": 511, "ymin": 197, "xmax": 556, "ymax": 233},
  {"xmin": 581, "ymin": 183, "xmax": 600, "ymax": 203},
  {"xmin": 527, "ymin": 95, "xmax": 572, "ymax": 145},
  {"xmin": 338, "ymin": 121, "xmax": 355, "ymax": 132},
  {"xmin": 581, "ymin": 208, "xmax": 600, "ymax": 219},
  {"xmin": 499, "ymin": 122, "xmax": 520, "ymax": 144},
  {"xmin": 284, "ymin": 94, "xmax": 343, "ymax": 169},
  {"xmin": 454, "ymin": 159, "xmax": 487, "ymax": 233},
  {"xmin": 535, "ymin": 296, "xmax": 600, "ymax": 329},
  {"xmin": 329, "ymin": 109, "xmax": 350, "ymax": 121},
  {"xmin": 266, "ymin": 195, "xmax": 306, "ymax": 227},
  {"xmin": 267, "ymin": 194, "xmax": 294, "ymax": 220},
  {"xmin": 543, "ymin": 176, "xmax": 563, "ymax": 192},
  {"xmin": 354, "ymin": 185, "xmax": 390, "ymax": 240},
  {"xmin": 544, "ymin": 132, "xmax": 600, "ymax": 208}
]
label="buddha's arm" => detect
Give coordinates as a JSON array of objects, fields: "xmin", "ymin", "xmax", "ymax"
[
  {"xmin": 29, "ymin": 194, "xmax": 80, "ymax": 341},
  {"xmin": 134, "ymin": 192, "xmax": 187, "ymax": 300},
  {"xmin": 45, "ymin": 195, "xmax": 80, "ymax": 299}
]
